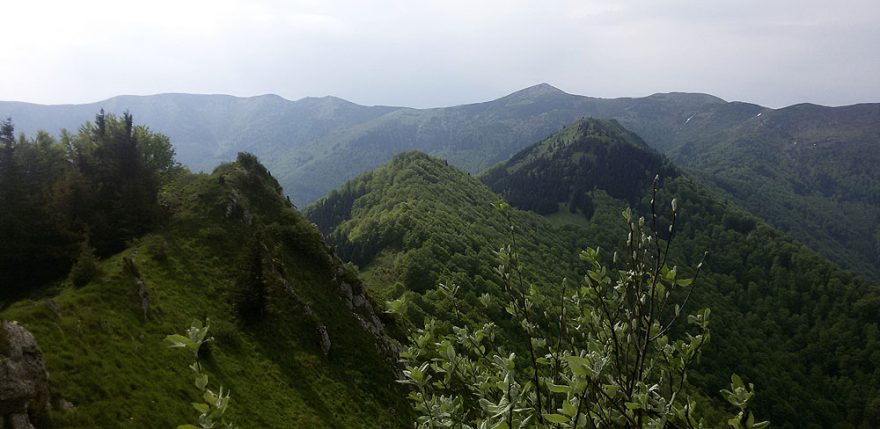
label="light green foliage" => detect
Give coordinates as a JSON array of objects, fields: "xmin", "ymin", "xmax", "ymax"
[
  {"xmin": 721, "ymin": 375, "xmax": 768, "ymax": 429},
  {"xmin": 394, "ymin": 193, "xmax": 768, "ymax": 428},
  {"xmin": 166, "ymin": 319, "xmax": 233, "ymax": 429}
]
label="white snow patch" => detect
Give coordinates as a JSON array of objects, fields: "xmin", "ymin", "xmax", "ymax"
[
  {"xmin": 685, "ymin": 114, "xmax": 695, "ymax": 124},
  {"xmin": 755, "ymin": 112, "xmax": 763, "ymax": 117}
]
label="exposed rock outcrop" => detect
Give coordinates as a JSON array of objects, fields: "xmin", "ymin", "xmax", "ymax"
[
  {"xmin": 332, "ymin": 266, "xmax": 402, "ymax": 367},
  {"xmin": 0, "ymin": 321, "xmax": 50, "ymax": 429},
  {"xmin": 316, "ymin": 325, "xmax": 332, "ymax": 356},
  {"xmin": 123, "ymin": 257, "xmax": 150, "ymax": 321}
]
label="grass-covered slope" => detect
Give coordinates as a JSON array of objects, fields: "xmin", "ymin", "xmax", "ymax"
[
  {"xmin": 0, "ymin": 156, "xmax": 410, "ymax": 428},
  {"xmin": 304, "ymin": 151, "xmax": 589, "ymax": 330},
  {"xmin": 481, "ymin": 118, "xmax": 880, "ymax": 428}
]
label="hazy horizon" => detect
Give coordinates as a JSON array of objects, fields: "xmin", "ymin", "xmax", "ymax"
[{"xmin": 3, "ymin": 0, "xmax": 879, "ymax": 109}]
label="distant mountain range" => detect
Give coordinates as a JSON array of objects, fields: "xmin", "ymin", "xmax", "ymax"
[
  {"xmin": 305, "ymin": 119, "xmax": 880, "ymax": 426},
  {"xmin": 3, "ymin": 85, "xmax": 878, "ymax": 279}
]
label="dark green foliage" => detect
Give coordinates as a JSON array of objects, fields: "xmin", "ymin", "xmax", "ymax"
[
  {"xmin": 69, "ymin": 240, "xmax": 99, "ymax": 288},
  {"xmin": 480, "ymin": 118, "xmax": 880, "ymax": 428},
  {"xmin": 62, "ymin": 111, "xmax": 173, "ymax": 255},
  {"xmin": 0, "ymin": 113, "xmax": 178, "ymax": 300},
  {"xmin": 482, "ymin": 118, "xmax": 677, "ymax": 213},
  {"xmin": 233, "ymin": 232, "xmax": 269, "ymax": 323},
  {"xmin": 0, "ymin": 123, "xmax": 79, "ymax": 296},
  {"xmin": 397, "ymin": 197, "xmax": 767, "ymax": 428}
]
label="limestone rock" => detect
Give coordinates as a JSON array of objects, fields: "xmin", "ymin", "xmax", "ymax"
[
  {"xmin": 316, "ymin": 325, "xmax": 331, "ymax": 356},
  {"xmin": 339, "ymin": 282, "xmax": 354, "ymax": 309},
  {"xmin": 0, "ymin": 321, "xmax": 50, "ymax": 427}
]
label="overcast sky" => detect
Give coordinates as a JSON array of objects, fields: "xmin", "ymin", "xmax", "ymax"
[{"xmin": 2, "ymin": 0, "xmax": 878, "ymax": 108}]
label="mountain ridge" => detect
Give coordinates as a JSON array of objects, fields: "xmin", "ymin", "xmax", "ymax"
[
  {"xmin": 1, "ymin": 153, "xmax": 411, "ymax": 427},
  {"xmin": 4, "ymin": 86, "xmax": 878, "ymax": 279},
  {"xmin": 473, "ymin": 119, "xmax": 880, "ymax": 426}
]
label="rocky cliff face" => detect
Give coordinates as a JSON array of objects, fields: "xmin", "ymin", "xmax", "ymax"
[{"xmin": 0, "ymin": 320, "xmax": 49, "ymax": 429}]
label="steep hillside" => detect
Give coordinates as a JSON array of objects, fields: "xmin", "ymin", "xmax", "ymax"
[
  {"xmin": 482, "ymin": 118, "xmax": 880, "ymax": 428},
  {"xmin": 0, "ymin": 155, "xmax": 410, "ymax": 428},
  {"xmin": 305, "ymin": 151, "xmax": 590, "ymax": 332},
  {"xmin": 667, "ymin": 103, "xmax": 880, "ymax": 279}
]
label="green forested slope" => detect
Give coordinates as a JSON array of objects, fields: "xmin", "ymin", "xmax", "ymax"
[
  {"xmin": 481, "ymin": 118, "xmax": 880, "ymax": 428},
  {"xmin": 305, "ymin": 151, "xmax": 589, "ymax": 330},
  {"xmin": 665, "ymin": 103, "xmax": 880, "ymax": 280},
  {"xmin": 1, "ymin": 139, "xmax": 410, "ymax": 427}
]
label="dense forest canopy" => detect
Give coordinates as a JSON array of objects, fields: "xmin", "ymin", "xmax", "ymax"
[
  {"xmin": 0, "ymin": 112, "xmax": 179, "ymax": 300},
  {"xmin": 311, "ymin": 119, "xmax": 880, "ymax": 428},
  {"xmin": 481, "ymin": 118, "xmax": 880, "ymax": 428}
]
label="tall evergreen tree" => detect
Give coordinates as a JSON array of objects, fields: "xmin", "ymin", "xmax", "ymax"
[{"xmin": 234, "ymin": 232, "xmax": 269, "ymax": 323}]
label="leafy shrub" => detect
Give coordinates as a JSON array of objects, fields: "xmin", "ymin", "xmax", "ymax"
[
  {"xmin": 392, "ymin": 185, "xmax": 768, "ymax": 428},
  {"xmin": 69, "ymin": 241, "xmax": 99, "ymax": 288},
  {"xmin": 166, "ymin": 319, "xmax": 233, "ymax": 429}
]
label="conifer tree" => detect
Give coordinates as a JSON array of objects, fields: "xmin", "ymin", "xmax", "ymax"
[{"xmin": 234, "ymin": 232, "xmax": 269, "ymax": 323}]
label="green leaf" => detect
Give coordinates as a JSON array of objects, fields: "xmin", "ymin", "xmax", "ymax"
[
  {"xmin": 165, "ymin": 334, "xmax": 194, "ymax": 349},
  {"xmin": 177, "ymin": 425, "xmax": 200, "ymax": 429},
  {"xmin": 204, "ymin": 389, "xmax": 218, "ymax": 405},
  {"xmin": 602, "ymin": 384, "xmax": 620, "ymax": 397},
  {"xmin": 192, "ymin": 402, "xmax": 210, "ymax": 413},
  {"xmin": 547, "ymin": 383, "xmax": 571, "ymax": 393},
  {"xmin": 195, "ymin": 374, "xmax": 208, "ymax": 391},
  {"xmin": 731, "ymin": 373, "xmax": 744, "ymax": 389},
  {"xmin": 564, "ymin": 356, "xmax": 591, "ymax": 377},
  {"xmin": 561, "ymin": 398, "xmax": 577, "ymax": 417},
  {"xmin": 543, "ymin": 413, "xmax": 569, "ymax": 424}
]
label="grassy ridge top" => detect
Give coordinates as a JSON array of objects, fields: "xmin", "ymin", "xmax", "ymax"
[{"xmin": 1, "ymin": 156, "xmax": 410, "ymax": 428}]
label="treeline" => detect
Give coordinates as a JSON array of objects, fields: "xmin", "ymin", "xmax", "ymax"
[{"xmin": 0, "ymin": 112, "xmax": 179, "ymax": 299}]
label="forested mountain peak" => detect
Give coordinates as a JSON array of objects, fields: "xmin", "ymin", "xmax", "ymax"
[
  {"xmin": 478, "ymin": 118, "xmax": 880, "ymax": 426},
  {"xmin": 305, "ymin": 148, "xmax": 587, "ymax": 290},
  {"xmin": 481, "ymin": 117, "xmax": 675, "ymax": 213}
]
